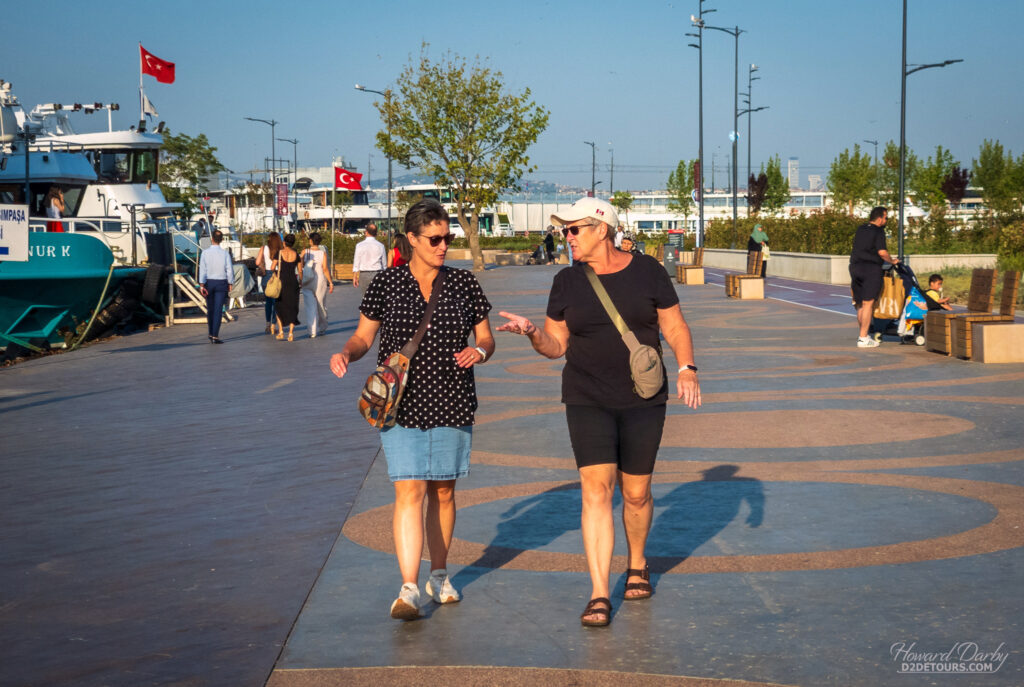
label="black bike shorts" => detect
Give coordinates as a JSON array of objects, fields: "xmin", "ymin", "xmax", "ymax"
[
  {"xmin": 849, "ymin": 263, "xmax": 883, "ymax": 304},
  {"xmin": 565, "ymin": 403, "xmax": 667, "ymax": 475}
]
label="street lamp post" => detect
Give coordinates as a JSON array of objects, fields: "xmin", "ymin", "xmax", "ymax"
[
  {"xmin": 355, "ymin": 84, "xmax": 392, "ymax": 240},
  {"xmin": 244, "ymin": 116, "xmax": 278, "ymax": 230},
  {"xmin": 703, "ymin": 21, "xmax": 744, "ymax": 249},
  {"xmin": 744, "ymin": 64, "xmax": 760, "ymax": 184},
  {"xmin": 277, "ymin": 136, "xmax": 298, "ymax": 222},
  {"xmin": 688, "ymin": 0, "xmax": 716, "ymax": 248},
  {"xmin": 608, "ymin": 142, "xmax": 614, "ymax": 195},
  {"xmin": 583, "ymin": 141, "xmax": 596, "ymax": 196},
  {"xmin": 863, "ymin": 138, "xmax": 879, "ymax": 205},
  {"xmin": 897, "ymin": 0, "xmax": 962, "ymax": 261},
  {"xmin": 738, "ymin": 105, "xmax": 768, "ymax": 217}
]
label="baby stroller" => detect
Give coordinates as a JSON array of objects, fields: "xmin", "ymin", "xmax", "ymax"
[
  {"xmin": 894, "ymin": 262, "xmax": 928, "ymax": 346},
  {"xmin": 526, "ymin": 243, "xmax": 547, "ymax": 265}
]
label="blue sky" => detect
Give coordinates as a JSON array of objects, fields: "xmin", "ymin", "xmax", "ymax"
[{"xmin": 6, "ymin": 0, "xmax": 1022, "ymax": 191}]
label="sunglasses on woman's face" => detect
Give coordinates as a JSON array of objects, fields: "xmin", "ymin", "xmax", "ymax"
[
  {"xmin": 562, "ymin": 222, "xmax": 592, "ymax": 237},
  {"xmin": 419, "ymin": 233, "xmax": 455, "ymax": 247}
]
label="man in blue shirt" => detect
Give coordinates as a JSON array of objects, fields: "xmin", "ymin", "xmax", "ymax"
[{"xmin": 199, "ymin": 230, "xmax": 234, "ymax": 343}]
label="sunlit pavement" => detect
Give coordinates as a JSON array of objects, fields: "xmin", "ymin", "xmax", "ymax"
[{"xmin": 2, "ymin": 262, "xmax": 1021, "ymax": 686}]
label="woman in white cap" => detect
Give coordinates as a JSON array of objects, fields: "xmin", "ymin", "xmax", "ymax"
[{"xmin": 498, "ymin": 196, "xmax": 701, "ymax": 627}]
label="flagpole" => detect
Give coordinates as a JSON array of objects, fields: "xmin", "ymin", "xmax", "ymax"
[
  {"xmin": 331, "ymin": 181, "xmax": 336, "ymax": 267},
  {"xmin": 138, "ymin": 43, "xmax": 144, "ymax": 123}
]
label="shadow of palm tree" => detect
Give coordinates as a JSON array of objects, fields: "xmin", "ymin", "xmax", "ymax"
[{"xmin": 647, "ymin": 464, "xmax": 764, "ymax": 577}]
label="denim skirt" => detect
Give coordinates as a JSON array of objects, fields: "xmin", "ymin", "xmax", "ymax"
[{"xmin": 380, "ymin": 424, "xmax": 472, "ymax": 482}]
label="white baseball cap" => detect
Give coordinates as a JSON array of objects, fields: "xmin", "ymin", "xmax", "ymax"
[{"xmin": 550, "ymin": 196, "xmax": 619, "ymax": 230}]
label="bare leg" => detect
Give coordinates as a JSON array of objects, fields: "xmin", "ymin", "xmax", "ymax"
[
  {"xmin": 425, "ymin": 479, "xmax": 457, "ymax": 570},
  {"xmin": 393, "ymin": 480, "xmax": 427, "ymax": 585},
  {"xmin": 579, "ymin": 464, "xmax": 617, "ymax": 621},
  {"xmin": 619, "ymin": 471, "xmax": 654, "ymax": 598},
  {"xmin": 275, "ymin": 315, "xmax": 284, "ymax": 336},
  {"xmin": 857, "ymin": 299, "xmax": 875, "ymax": 338}
]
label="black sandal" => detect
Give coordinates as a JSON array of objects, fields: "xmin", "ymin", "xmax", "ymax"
[
  {"xmin": 624, "ymin": 563, "xmax": 653, "ymax": 600},
  {"xmin": 580, "ymin": 597, "xmax": 612, "ymax": 627}
]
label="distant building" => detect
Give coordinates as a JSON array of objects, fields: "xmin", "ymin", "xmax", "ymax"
[
  {"xmin": 807, "ymin": 174, "xmax": 823, "ymax": 191},
  {"xmin": 788, "ymin": 157, "xmax": 800, "ymax": 189}
]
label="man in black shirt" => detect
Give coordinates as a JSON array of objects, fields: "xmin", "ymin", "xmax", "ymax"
[{"xmin": 849, "ymin": 206, "xmax": 899, "ymax": 347}]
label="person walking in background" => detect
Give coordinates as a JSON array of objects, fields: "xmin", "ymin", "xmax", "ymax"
[
  {"xmin": 255, "ymin": 232, "xmax": 282, "ymax": 334},
  {"xmin": 497, "ymin": 196, "xmax": 701, "ymax": 628},
  {"xmin": 619, "ymin": 234, "xmax": 643, "ymax": 257},
  {"xmin": 273, "ymin": 234, "xmax": 302, "ymax": 342},
  {"xmin": 44, "ymin": 186, "xmax": 65, "ymax": 232},
  {"xmin": 850, "ymin": 207, "xmax": 899, "ymax": 348},
  {"xmin": 544, "ymin": 229, "xmax": 556, "ymax": 264},
  {"xmin": 387, "ymin": 233, "xmax": 412, "ymax": 268},
  {"xmin": 748, "ymin": 223, "xmax": 769, "ymax": 278},
  {"xmin": 198, "ymin": 229, "xmax": 234, "ymax": 344},
  {"xmin": 301, "ymin": 232, "xmax": 333, "ymax": 338},
  {"xmin": 329, "ymin": 199, "xmax": 495, "ymax": 621},
  {"xmin": 352, "ymin": 223, "xmax": 387, "ymax": 293}
]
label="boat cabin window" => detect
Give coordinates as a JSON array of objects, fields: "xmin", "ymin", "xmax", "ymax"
[
  {"xmin": 94, "ymin": 150, "xmax": 159, "ymax": 184},
  {"xmin": 0, "ymin": 184, "xmax": 25, "ymax": 204}
]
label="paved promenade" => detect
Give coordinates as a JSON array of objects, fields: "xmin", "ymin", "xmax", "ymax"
[{"xmin": 2, "ymin": 262, "xmax": 1022, "ymax": 686}]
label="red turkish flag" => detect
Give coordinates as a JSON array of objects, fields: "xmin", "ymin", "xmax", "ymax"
[
  {"xmin": 334, "ymin": 167, "xmax": 363, "ymax": 190},
  {"xmin": 140, "ymin": 45, "xmax": 175, "ymax": 84}
]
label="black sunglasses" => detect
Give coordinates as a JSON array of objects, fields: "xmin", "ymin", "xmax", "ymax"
[
  {"xmin": 562, "ymin": 222, "xmax": 592, "ymax": 237},
  {"xmin": 417, "ymin": 233, "xmax": 455, "ymax": 247}
]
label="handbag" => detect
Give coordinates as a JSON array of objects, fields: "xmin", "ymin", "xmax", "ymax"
[
  {"xmin": 255, "ymin": 247, "xmax": 267, "ymax": 277},
  {"xmin": 873, "ymin": 268, "xmax": 904, "ymax": 320},
  {"xmin": 264, "ymin": 261, "xmax": 282, "ymax": 299},
  {"xmin": 358, "ymin": 268, "xmax": 447, "ymax": 428},
  {"xmin": 583, "ymin": 264, "xmax": 665, "ymax": 399}
]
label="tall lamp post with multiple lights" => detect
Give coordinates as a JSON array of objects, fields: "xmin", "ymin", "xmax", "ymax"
[
  {"xmin": 583, "ymin": 140, "xmax": 596, "ymax": 196},
  {"xmin": 863, "ymin": 138, "xmax": 879, "ymax": 205},
  {"xmin": 897, "ymin": 0, "xmax": 962, "ymax": 261},
  {"xmin": 703, "ymin": 21, "xmax": 744, "ymax": 248},
  {"xmin": 688, "ymin": 0, "xmax": 715, "ymax": 248},
  {"xmin": 355, "ymin": 84, "xmax": 393, "ymax": 238},
  {"xmin": 608, "ymin": 142, "xmax": 614, "ymax": 194},
  {"xmin": 740, "ymin": 64, "xmax": 766, "ymax": 183},
  {"xmin": 245, "ymin": 116, "xmax": 278, "ymax": 230},
  {"xmin": 277, "ymin": 136, "xmax": 298, "ymax": 220}
]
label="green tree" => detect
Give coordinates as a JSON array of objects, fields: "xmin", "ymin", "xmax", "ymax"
[
  {"xmin": 941, "ymin": 166, "xmax": 971, "ymax": 209},
  {"xmin": 610, "ymin": 191, "xmax": 634, "ymax": 228},
  {"xmin": 910, "ymin": 145, "xmax": 956, "ymax": 213},
  {"xmin": 375, "ymin": 46, "xmax": 549, "ymax": 270},
  {"xmin": 159, "ymin": 130, "xmax": 226, "ymax": 218},
  {"xmin": 827, "ymin": 144, "xmax": 873, "ymax": 216},
  {"xmin": 972, "ymin": 139, "xmax": 1017, "ymax": 216},
  {"xmin": 666, "ymin": 159, "xmax": 695, "ymax": 226},
  {"xmin": 763, "ymin": 154, "xmax": 790, "ymax": 214},
  {"xmin": 879, "ymin": 140, "xmax": 918, "ymax": 212}
]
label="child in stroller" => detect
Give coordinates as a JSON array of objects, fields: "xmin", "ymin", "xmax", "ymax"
[{"xmin": 893, "ymin": 263, "xmax": 942, "ymax": 345}]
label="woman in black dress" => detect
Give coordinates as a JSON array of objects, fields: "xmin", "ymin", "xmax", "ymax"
[{"xmin": 273, "ymin": 233, "xmax": 302, "ymax": 341}]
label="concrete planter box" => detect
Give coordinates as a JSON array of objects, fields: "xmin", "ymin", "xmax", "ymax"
[{"xmin": 701, "ymin": 249, "xmax": 997, "ymax": 285}]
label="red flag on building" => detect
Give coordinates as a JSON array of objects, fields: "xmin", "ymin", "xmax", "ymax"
[
  {"xmin": 334, "ymin": 167, "xmax": 363, "ymax": 190},
  {"xmin": 140, "ymin": 45, "xmax": 175, "ymax": 84}
]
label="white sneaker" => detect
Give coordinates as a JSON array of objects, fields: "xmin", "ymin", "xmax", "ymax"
[
  {"xmin": 389, "ymin": 583, "xmax": 421, "ymax": 620},
  {"xmin": 424, "ymin": 569, "xmax": 461, "ymax": 604},
  {"xmin": 857, "ymin": 337, "xmax": 880, "ymax": 348}
]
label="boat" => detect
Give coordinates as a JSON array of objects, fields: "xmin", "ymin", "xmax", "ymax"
[
  {"xmin": 1, "ymin": 82, "xmax": 150, "ymax": 350},
  {"xmin": 393, "ymin": 183, "xmax": 513, "ymax": 237}
]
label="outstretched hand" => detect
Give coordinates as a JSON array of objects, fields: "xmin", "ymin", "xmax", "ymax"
[{"xmin": 496, "ymin": 311, "xmax": 536, "ymax": 336}]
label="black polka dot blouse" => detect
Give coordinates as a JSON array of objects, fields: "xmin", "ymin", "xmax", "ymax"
[{"xmin": 360, "ymin": 265, "xmax": 492, "ymax": 429}]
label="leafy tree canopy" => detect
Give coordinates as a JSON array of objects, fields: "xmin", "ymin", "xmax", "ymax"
[
  {"xmin": 763, "ymin": 154, "xmax": 790, "ymax": 214},
  {"xmin": 159, "ymin": 130, "xmax": 226, "ymax": 218},
  {"xmin": 910, "ymin": 145, "xmax": 957, "ymax": 213},
  {"xmin": 610, "ymin": 190, "xmax": 634, "ymax": 215},
  {"xmin": 666, "ymin": 159, "xmax": 695, "ymax": 219},
  {"xmin": 827, "ymin": 144, "xmax": 873, "ymax": 216},
  {"xmin": 375, "ymin": 45, "xmax": 549, "ymax": 270}
]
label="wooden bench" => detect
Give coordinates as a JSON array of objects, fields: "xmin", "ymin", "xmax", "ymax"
[
  {"xmin": 925, "ymin": 268, "xmax": 998, "ymax": 355},
  {"xmin": 726, "ymin": 250, "xmax": 765, "ymax": 298},
  {"xmin": 676, "ymin": 247, "xmax": 705, "ymax": 285},
  {"xmin": 952, "ymin": 270, "xmax": 1020, "ymax": 359},
  {"xmin": 332, "ymin": 263, "xmax": 354, "ymax": 282}
]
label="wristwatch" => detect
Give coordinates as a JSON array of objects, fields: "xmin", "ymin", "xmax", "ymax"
[
  {"xmin": 679, "ymin": 364, "xmax": 698, "ymax": 373},
  {"xmin": 474, "ymin": 346, "xmax": 488, "ymax": 363}
]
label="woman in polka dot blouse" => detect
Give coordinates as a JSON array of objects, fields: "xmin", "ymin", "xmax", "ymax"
[{"xmin": 330, "ymin": 199, "xmax": 495, "ymax": 620}]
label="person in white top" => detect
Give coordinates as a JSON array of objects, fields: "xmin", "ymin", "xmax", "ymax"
[
  {"xmin": 255, "ymin": 232, "xmax": 283, "ymax": 334},
  {"xmin": 300, "ymin": 232, "xmax": 334, "ymax": 338},
  {"xmin": 352, "ymin": 224, "xmax": 387, "ymax": 293},
  {"xmin": 613, "ymin": 225, "xmax": 625, "ymax": 249},
  {"xmin": 44, "ymin": 186, "xmax": 65, "ymax": 232}
]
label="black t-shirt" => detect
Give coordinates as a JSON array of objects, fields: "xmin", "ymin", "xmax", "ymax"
[
  {"xmin": 360, "ymin": 265, "xmax": 492, "ymax": 429},
  {"xmin": 850, "ymin": 222, "xmax": 888, "ymax": 265},
  {"xmin": 546, "ymin": 255, "xmax": 679, "ymax": 408}
]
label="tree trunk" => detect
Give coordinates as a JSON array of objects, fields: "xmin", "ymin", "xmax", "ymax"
[{"xmin": 457, "ymin": 204, "xmax": 484, "ymax": 271}]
